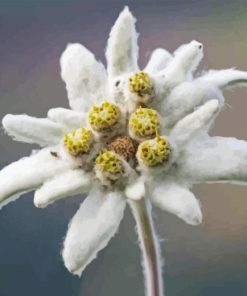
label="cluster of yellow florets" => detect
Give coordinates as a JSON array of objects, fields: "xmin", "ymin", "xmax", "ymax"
[
  {"xmin": 64, "ymin": 127, "xmax": 93, "ymax": 157},
  {"xmin": 95, "ymin": 150, "xmax": 123, "ymax": 175},
  {"xmin": 128, "ymin": 71, "xmax": 154, "ymax": 98},
  {"xmin": 138, "ymin": 136, "xmax": 171, "ymax": 167},
  {"xmin": 88, "ymin": 101, "xmax": 120, "ymax": 131},
  {"xmin": 129, "ymin": 107, "xmax": 160, "ymax": 139}
]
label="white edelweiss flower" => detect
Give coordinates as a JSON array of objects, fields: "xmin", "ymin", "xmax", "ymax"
[{"xmin": 1, "ymin": 6, "xmax": 247, "ymax": 280}]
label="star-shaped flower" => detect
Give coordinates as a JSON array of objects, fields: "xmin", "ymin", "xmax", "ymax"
[{"xmin": 1, "ymin": 6, "xmax": 247, "ymax": 280}]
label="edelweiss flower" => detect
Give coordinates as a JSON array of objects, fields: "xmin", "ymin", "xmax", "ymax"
[{"xmin": 1, "ymin": 6, "xmax": 247, "ymax": 281}]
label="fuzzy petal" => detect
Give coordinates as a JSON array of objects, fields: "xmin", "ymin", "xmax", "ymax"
[
  {"xmin": 176, "ymin": 135, "xmax": 247, "ymax": 184},
  {"xmin": 144, "ymin": 48, "xmax": 172, "ymax": 74},
  {"xmin": 2, "ymin": 114, "xmax": 63, "ymax": 146},
  {"xmin": 62, "ymin": 187, "xmax": 126, "ymax": 275},
  {"xmin": 60, "ymin": 43, "xmax": 108, "ymax": 112},
  {"xmin": 47, "ymin": 108, "xmax": 86, "ymax": 131},
  {"xmin": 34, "ymin": 170, "xmax": 91, "ymax": 208},
  {"xmin": 153, "ymin": 40, "xmax": 203, "ymax": 100},
  {"xmin": 169, "ymin": 100, "xmax": 219, "ymax": 148},
  {"xmin": 149, "ymin": 178, "xmax": 202, "ymax": 225},
  {"xmin": 160, "ymin": 80, "xmax": 224, "ymax": 128},
  {"xmin": 200, "ymin": 69, "xmax": 247, "ymax": 90},
  {"xmin": 0, "ymin": 147, "xmax": 79, "ymax": 208},
  {"xmin": 106, "ymin": 6, "xmax": 138, "ymax": 78},
  {"xmin": 125, "ymin": 176, "xmax": 145, "ymax": 200}
]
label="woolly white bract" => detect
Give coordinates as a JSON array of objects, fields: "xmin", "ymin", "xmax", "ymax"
[{"xmin": 1, "ymin": 6, "xmax": 247, "ymax": 276}]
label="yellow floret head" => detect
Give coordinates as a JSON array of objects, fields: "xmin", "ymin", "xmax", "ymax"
[
  {"xmin": 64, "ymin": 127, "xmax": 93, "ymax": 157},
  {"xmin": 88, "ymin": 101, "xmax": 120, "ymax": 131},
  {"xmin": 138, "ymin": 136, "xmax": 171, "ymax": 167},
  {"xmin": 129, "ymin": 107, "xmax": 160, "ymax": 140},
  {"xmin": 95, "ymin": 150, "xmax": 123, "ymax": 175},
  {"xmin": 128, "ymin": 71, "xmax": 154, "ymax": 101}
]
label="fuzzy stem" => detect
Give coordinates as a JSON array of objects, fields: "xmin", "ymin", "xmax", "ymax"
[{"xmin": 129, "ymin": 198, "xmax": 164, "ymax": 296}]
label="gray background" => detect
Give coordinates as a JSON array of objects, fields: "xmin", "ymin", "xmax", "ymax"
[{"xmin": 1, "ymin": 0, "xmax": 247, "ymax": 295}]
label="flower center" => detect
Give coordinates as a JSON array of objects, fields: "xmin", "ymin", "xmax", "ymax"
[
  {"xmin": 64, "ymin": 127, "xmax": 93, "ymax": 156},
  {"xmin": 138, "ymin": 136, "xmax": 171, "ymax": 167},
  {"xmin": 128, "ymin": 71, "xmax": 154, "ymax": 100},
  {"xmin": 129, "ymin": 107, "xmax": 160, "ymax": 140},
  {"xmin": 95, "ymin": 150, "xmax": 123, "ymax": 175},
  {"xmin": 107, "ymin": 136, "xmax": 136, "ymax": 161},
  {"xmin": 89, "ymin": 101, "xmax": 120, "ymax": 131}
]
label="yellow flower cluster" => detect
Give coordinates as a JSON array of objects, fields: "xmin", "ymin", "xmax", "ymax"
[
  {"xmin": 129, "ymin": 107, "xmax": 160, "ymax": 139},
  {"xmin": 138, "ymin": 136, "xmax": 171, "ymax": 167},
  {"xmin": 64, "ymin": 127, "xmax": 93, "ymax": 157},
  {"xmin": 128, "ymin": 71, "xmax": 154, "ymax": 98},
  {"xmin": 95, "ymin": 150, "xmax": 123, "ymax": 175},
  {"xmin": 89, "ymin": 101, "xmax": 119, "ymax": 131}
]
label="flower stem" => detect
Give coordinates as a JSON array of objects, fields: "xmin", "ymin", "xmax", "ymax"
[{"xmin": 129, "ymin": 198, "xmax": 164, "ymax": 296}]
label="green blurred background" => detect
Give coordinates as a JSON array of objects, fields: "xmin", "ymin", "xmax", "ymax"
[{"xmin": 1, "ymin": 0, "xmax": 247, "ymax": 295}]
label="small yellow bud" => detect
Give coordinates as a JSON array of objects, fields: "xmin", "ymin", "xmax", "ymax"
[
  {"xmin": 129, "ymin": 107, "xmax": 160, "ymax": 140},
  {"xmin": 128, "ymin": 71, "xmax": 154, "ymax": 100},
  {"xmin": 88, "ymin": 101, "xmax": 120, "ymax": 131},
  {"xmin": 138, "ymin": 136, "xmax": 171, "ymax": 167},
  {"xmin": 64, "ymin": 127, "xmax": 93, "ymax": 157},
  {"xmin": 95, "ymin": 150, "xmax": 123, "ymax": 175}
]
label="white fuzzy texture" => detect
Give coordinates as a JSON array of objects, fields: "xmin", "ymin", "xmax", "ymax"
[
  {"xmin": 60, "ymin": 43, "xmax": 108, "ymax": 112},
  {"xmin": 0, "ymin": 147, "xmax": 79, "ymax": 208},
  {"xmin": 170, "ymin": 100, "xmax": 219, "ymax": 148},
  {"xmin": 153, "ymin": 40, "xmax": 203, "ymax": 100},
  {"xmin": 62, "ymin": 188, "xmax": 126, "ymax": 276},
  {"xmin": 160, "ymin": 69, "xmax": 247, "ymax": 128},
  {"xmin": 200, "ymin": 69, "xmax": 247, "ymax": 90},
  {"xmin": 106, "ymin": 6, "xmax": 138, "ymax": 78},
  {"xmin": 125, "ymin": 176, "xmax": 145, "ymax": 200},
  {"xmin": 47, "ymin": 108, "xmax": 86, "ymax": 131},
  {"xmin": 150, "ymin": 178, "xmax": 202, "ymax": 225},
  {"xmin": 176, "ymin": 135, "xmax": 247, "ymax": 184},
  {"xmin": 2, "ymin": 114, "xmax": 63, "ymax": 146},
  {"xmin": 34, "ymin": 170, "xmax": 91, "ymax": 208},
  {"xmin": 144, "ymin": 48, "xmax": 172, "ymax": 74}
]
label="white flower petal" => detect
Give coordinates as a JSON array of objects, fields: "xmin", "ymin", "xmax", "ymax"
[
  {"xmin": 200, "ymin": 69, "xmax": 247, "ymax": 90},
  {"xmin": 149, "ymin": 178, "xmax": 202, "ymax": 225},
  {"xmin": 176, "ymin": 135, "xmax": 247, "ymax": 184},
  {"xmin": 169, "ymin": 100, "xmax": 219, "ymax": 148},
  {"xmin": 106, "ymin": 6, "xmax": 138, "ymax": 78},
  {"xmin": 154, "ymin": 40, "xmax": 203, "ymax": 100},
  {"xmin": 144, "ymin": 48, "xmax": 172, "ymax": 74},
  {"xmin": 2, "ymin": 114, "xmax": 63, "ymax": 146},
  {"xmin": 62, "ymin": 187, "xmax": 126, "ymax": 276},
  {"xmin": 125, "ymin": 176, "xmax": 145, "ymax": 200},
  {"xmin": 34, "ymin": 170, "xmax": 91, "ymax": 208},
  {"xmin": 60, "ymin": 43, "xmax": 108, "ymax": 112},
  {"xmin": 47, "ymin": 108, "xmax": 86, "ymax": 131},
  {"xmin": 0, "ymin": 147, "xmax": 79, "ymax": 208}
]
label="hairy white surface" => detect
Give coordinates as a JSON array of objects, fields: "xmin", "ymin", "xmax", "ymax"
[
  {"xmin": 60, "ymin": 43, "xmax": 108, "ymax": 112},
  {"xmin": 200, "ymin": 69, "xmax": 247, "ymax": 90},
  {"xmin": 106, "ymin": 6, "xmax": 138, "ymax": 78},
  {"xmin": 0, "ymin": 147, "xmax": 79, "ymax": 208},
  {"xmin": 153, "ymin": 40, "xmax": 203, "ymax": 100},
  {"xmin": 150, "ymin": 178, "xmax": 202, "ymax": 225},
  {"xmin": 2, "ymin": 114, "xmax": 63, "ymax": 146},
  {"xmin": 144, "ymin": 48, "xmax": 172, "ymax": 74},
  {"xmin": 47, "ymin": 108, "xmax": 86, "ymax": 131},
  {"xmin": 125, "ymin": 176, "xmax": 145, "ymax": 200},
  {"xmin": 160, "ymin": 69, "xmax": 247, "ymax": 127},
  {"xmin": 62, "ymin": 187, "xmax": 126, "ymax": 275},
  {"xmin": 176, "ymin": 135, "xmax": 247, "ymax": 184},
  {"xmin": 170, "ymin": 100, "xmax": 219, "ymax": 148},
  {"xmin": 34, "ymin": 170, "xmax": 91, "ymax": 208}
]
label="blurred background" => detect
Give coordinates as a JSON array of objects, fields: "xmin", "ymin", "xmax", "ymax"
[{"xmin": 1, "ymin": 0, "xmax": 247, "ymax": 295}]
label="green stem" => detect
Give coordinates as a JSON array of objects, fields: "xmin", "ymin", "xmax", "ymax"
[{"xmin": 129, "ymin": 198, "xmax": 164, "ymax": 296}]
